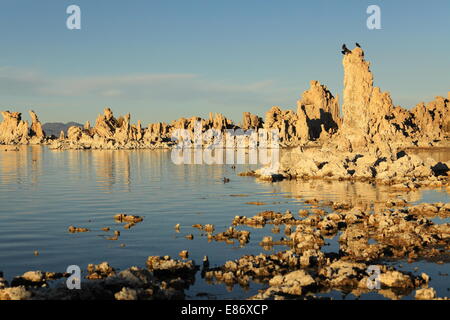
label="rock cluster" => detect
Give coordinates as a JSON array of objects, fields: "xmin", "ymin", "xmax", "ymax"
[
  {"xmin": 49, "ymin": 108, "xmax": 241, "ymax": 150},
  {"xmin": 411, "ymin": 94, "xmax": 450, "ymax": 142},
  {"xmin": 199, "ymin": 199, "xmax": 450, "ymax": 300},
  {"xmin": 0, "ymin": 110, "xmax": 46, "ymax": 145},
  {"xmin": 2, "ymin": 46, "xmax": 449, "ymax": 150},
  {"xmin": 262, "ymin": 80, "xmax": 342, "ymax": 146},
  {"xmin": 241, "ymin": 112, "xmax": 263, "ymax": 130},
  {"xmin": 297, "ymin": 80, "xmax": 341, "ymax": 140},
  {"xmin": 1, "ymin": 199, "xmax": 448, "ymax": 300},
  {"xmin": 251, "ymin": 261, "xmax": 429, "ymax": 300},
  {"xmin": 28, "ymin": 111, "xmax": 45, "ymax": 143},
  {"xmin": 325, "ymin": 47, "xmax": 449, "ymax": 152},
  {"xmin": 252, "ymin": 147, "xmax": 450, "ymax": 191},
  {"xmin": 0, "ymin": 257, "xmax": 198, "ymax": 300},
  {"xmin": 146, "ymin": 256, "xmax": 198, "ymax": 279}
]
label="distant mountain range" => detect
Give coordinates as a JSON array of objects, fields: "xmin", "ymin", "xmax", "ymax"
[{"xmin": 42, "ymin": 122, "xmax": 83, "ymax": 137}]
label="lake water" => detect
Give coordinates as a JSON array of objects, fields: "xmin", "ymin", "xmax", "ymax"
[{"xmin": 0, "ymin": 146, "xmax": 449, "ymax": 299}]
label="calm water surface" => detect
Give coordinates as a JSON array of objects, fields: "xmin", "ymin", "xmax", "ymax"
[{"xmin": 0, "ymin": 146, "xmax": 449, "ymax": 299}]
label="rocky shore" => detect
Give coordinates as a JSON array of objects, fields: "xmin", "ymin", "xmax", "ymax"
[
  {"xmin": 248, "ymin": 148, "xmax": 450, "ymax": 190},
  {"xmin": 0, "ymin": 200, "xmax": 449, "ymax": 300}
]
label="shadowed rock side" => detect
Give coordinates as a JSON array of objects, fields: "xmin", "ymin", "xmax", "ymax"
[
  {"xmin": 261, "ymin": 81, "xmax": 342, "ymax": 147},
  {"xmin": 1, "ymin": 47, "xmax": 449, "ymax": 149}
]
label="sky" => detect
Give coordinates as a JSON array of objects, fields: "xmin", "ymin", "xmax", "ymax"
[{"xmin": 0, "ymin": 0, "xmax": 449, "ymax": 125}]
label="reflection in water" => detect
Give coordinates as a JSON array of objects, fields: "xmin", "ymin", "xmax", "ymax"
[
  {"xmin": 274, "ymin": 179, "xmax": 423, "ymax": 210},
  {"xmin": 3, "ymin": 147, "xmax": 446, "ymax": 198},
  {"xmin": 0, "ymin": 146, "xmax": 43, "ymax": 186},
  {"xmin": 270, "ymin": 147, "xmax": 450, "ymax": 205}
]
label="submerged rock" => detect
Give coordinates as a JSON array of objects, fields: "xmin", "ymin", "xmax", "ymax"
[
  {"xmin": 114, "ymin": 213, "xmax": 144, "ymax": 223},
  {"xmin": 415, "ymin": 287, "xmax": 437, "ymax": 300},
  {"xmin": 68, "ymin": 226, "xmax": 89, "ymax": 233},
  {"xmin": 146, "ymin": 256, "xmax": 198, "ymax": 279}
]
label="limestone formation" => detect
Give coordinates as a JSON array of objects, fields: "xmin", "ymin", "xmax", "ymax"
[
  {"xmin": 241, "ymin": 112, "xmax": 262, "ymax": 130},
  {"xmin": 260, "ymin": 80, "xmax": 342, "ymax": 146},
  {"xmin": 341, "ymin": 47, "xmax": 373, "ymax": 134},
  {"xmin": 254, "ymin": 147, "xmax": 449, "ymax": 188},
  {"xmin": 297, "ymin": 80, "xmax": 341, "ymax": 140},
  {"xmin": 49, "ymin": 107, "xmax": 246, "ymax": 150},
  {"xmin": 0, "ymin": 110, "xmax": 48, "ymax": 145},
  {"xmin": 325, "ymin": 46, "xmax": 449, "ymax": 152},
  {"xmin": 2, "ymin": 46, "xmax": 449, "ymax": 149},
  {"xmin": 200, "ymin": 198, "xmax": 449, "ymax": 300},
  {"xmin": 0, "ymin": 111, "xmax": 29, "ymax": 144},
  {"xmin": 0, "ymin": 262, "xmax": 193, "ymax": 300},
  {"xmin": 412, "ymin": 95, "xmax": 450, "ymax": 141},
  {"xmin": 93, "ymin": 108, "xmax": 117, "ymax": 139},
  {"xmin": 264, "ymin": 106, "xmax": 301, "ymax": 145},
  {"xmin": 29, "ymin": 111, "xmax": 45, "ymax": 140}
]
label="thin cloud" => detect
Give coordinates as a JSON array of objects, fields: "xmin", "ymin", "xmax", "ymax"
[
  {"xmin": 0, "ymin": 66, "xmax": 299, "ymax": 124},
  {"xmin": 0, "ymin": 66, "xmax": 278, "ymax": 101},
  {"xmin": 37, "ymin": 73, "xmax": 198, "ymax": 97}
]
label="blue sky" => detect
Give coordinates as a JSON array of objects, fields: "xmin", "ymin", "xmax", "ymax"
[{"xmin": 0, "ymin": 0, "xmax": 449, "ymax": 125}]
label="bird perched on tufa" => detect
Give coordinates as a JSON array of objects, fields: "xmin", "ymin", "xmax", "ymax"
[{"xmin": 341, "ymin": 44, "xmax": 351, "ymax": 55}]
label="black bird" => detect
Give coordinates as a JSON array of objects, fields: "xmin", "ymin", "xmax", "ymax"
[
  {"xmin": 202, "ymin": 256, "xmax": 209, "ymax": 269},
  {"xmin": 355, "ymin": 42, "xmax": 361, "ymax": 48},
  {"xmin": 223, "ymin": 177, "xmax": 230, "ymax": 183},
  {"xmin": 341, "ymin": 44, "xmax": 351, "ymax": 55}
]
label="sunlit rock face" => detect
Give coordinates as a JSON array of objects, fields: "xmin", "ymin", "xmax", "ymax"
[
  {"xmin": 411, "ymin": 95, "xmax": 450, "ymax": 141},
  {"xmin": 297, "ymin": 80, "xmax": 341, "ymax": 140},
  {"xmin": 338, "ymin": 47, "xmax": 385, "ymax": 151},
  {"xmin": 241, "ymin": 112, "xmax": 262, "ymax": 130},
  {"xmin": 324, "ymin": 46, "xmax": 449, "ymax": 153},
  {"xmin": 342, "ymin": 47, "xmax": 373, "ymax": 134},
  {"xmin": 55, "ymin": 107, "xmax": 242, "ymax": 150},
  {"xmin": 29, "ymin": 111, "xmax": 45, "ymax": 139},
  {"xmin": 92, "ymin": 107, "xmax": 119, "ymax": 139},
  {"xmin": 264, "ymin": 106, "xmax": 299, "ymax": 145},
  {"xmin": 260, "ymin": 81, "xmax": 341, "ymax": 146},
  {"xmin": 0, "ymin": 111, "xmax": 29, "ymax": 144}
]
